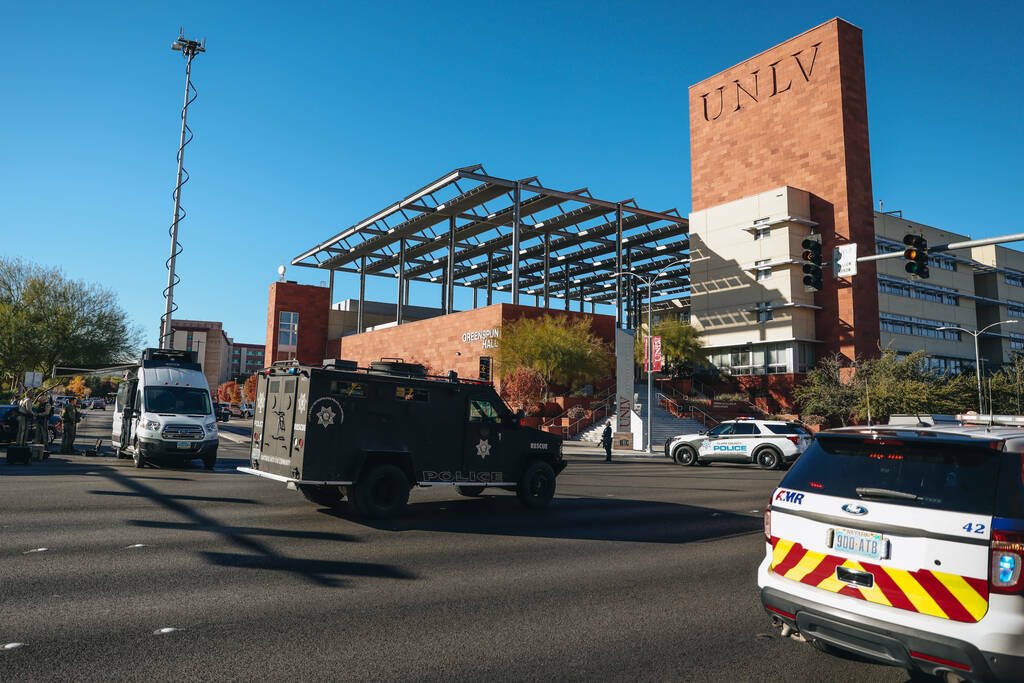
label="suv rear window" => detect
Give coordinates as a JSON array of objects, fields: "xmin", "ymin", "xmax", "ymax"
[
  {"xmin": 765, "ymin": 424, "xmax": 805, "ymax": 435},
  {"xmin": 780, "ymin": 435, "xmax": 1004, "ymax": 514}
]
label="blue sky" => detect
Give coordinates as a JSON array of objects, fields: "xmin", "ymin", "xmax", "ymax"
[{"xmin": 4, "ymin": 1, "xmax": 1023, "ymax": 346}]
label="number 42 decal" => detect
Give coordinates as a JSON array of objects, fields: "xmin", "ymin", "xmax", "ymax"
[{"xmin": 962, "ymin": 522, "xmax": 986, "ymax": 534}]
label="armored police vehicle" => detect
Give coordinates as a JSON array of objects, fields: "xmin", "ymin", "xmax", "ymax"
[
  {"xmin": 112, "ymin": 348, "xmax": 219, "ymax": 469},
  {"xmin": 239, "ymin": 359, "xmax": 566, "ymax": 519}
]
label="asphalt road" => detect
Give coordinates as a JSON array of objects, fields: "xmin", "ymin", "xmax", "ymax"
[{"xmin": 1, "ymin": 411, "xmax": 908, "ymax": 681}]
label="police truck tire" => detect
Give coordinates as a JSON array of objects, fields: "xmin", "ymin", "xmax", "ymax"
[
  {"xmin": 352, "ymin": 464, "xmax": 409, "ymax": 519},
  {"xmin": 673, "ymin": 445, "xmax": 697, "ymax": 466},
  {"xmin": 456, "ymin": 485, "xmax": 485, "ymax": 497},
  {"xmin": 299, "ymin": 484, "xmax": 345, "ymax": 508},
  {"xmin": 517, "ymin": 460, "xmax": 556, "ymax": 509},
  {"xmin": 133, "ymin": 443, "xmax": 145, "ymax": 469},
  {"xmin": 757, "ymin": 447, "xmax": 782, "ymax": 470}
]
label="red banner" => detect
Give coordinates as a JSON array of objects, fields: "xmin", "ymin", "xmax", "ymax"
[{"xmin": 644, "ymin": 336, "xmax": 663, "ymax": 372}]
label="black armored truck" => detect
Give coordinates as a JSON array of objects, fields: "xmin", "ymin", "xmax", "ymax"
[{"xmin": 239, "ymin": 359, "xmax": 566, "ymax": 518}]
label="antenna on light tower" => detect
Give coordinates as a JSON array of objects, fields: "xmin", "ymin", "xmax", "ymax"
[{"xmin": 159, "ymin": 29, "xmax": 207, "ymax": 348}]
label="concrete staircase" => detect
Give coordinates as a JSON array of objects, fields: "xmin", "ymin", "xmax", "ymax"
[{"xmin": 574, "ymin": 392, "xmax": 706, "ymax": 449}]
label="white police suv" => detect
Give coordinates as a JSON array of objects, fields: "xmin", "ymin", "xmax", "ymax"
[
  {"xmin": 664, "ymin": 418, "xmax": 812, "ymax": 470},
  {"xmin": 758, "ymin": 424, "xmax": 1024, "ymax": 681}
]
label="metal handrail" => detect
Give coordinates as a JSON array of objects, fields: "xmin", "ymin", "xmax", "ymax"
[
  {"xmin": 546, "ymin": 391, "xmax": 616, "ymax": 440},
  {"xmin": 657, "ymin": 392, "xmax": 719, "ymax": 427}
]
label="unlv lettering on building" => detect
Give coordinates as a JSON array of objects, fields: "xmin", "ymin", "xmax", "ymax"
[{"xmin": 699, "ymin": 41, "xmax": 822, "ymax": 122}]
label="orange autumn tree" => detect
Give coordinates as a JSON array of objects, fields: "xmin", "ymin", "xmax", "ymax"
[{"xmin": 217, "ymin": 381, "xmax": 242, "ymax": 404}]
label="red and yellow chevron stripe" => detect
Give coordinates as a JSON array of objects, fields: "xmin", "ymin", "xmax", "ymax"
[{"xmin": 769, "ymin": 537, "xmax": 989, "ymax": 623}]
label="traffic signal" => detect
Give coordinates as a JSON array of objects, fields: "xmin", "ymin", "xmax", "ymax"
[
  {"xmin": 903, "ymin": 234, "xmax": 929, "ymax": 279},
  {"xmin": 801, "ymin": 236, "xmax": 823, "ymax": 291}
]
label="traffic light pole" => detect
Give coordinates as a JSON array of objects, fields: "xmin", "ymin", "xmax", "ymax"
[{"xmin": 855, "ymin": 231, "xmax": 1024, "ymax": 264}]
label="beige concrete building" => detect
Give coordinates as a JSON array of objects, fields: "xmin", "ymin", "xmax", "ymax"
[
  {"xmin": 972, "ymin": 244, "xmax": 1024, "ymax": 369},
  {"xmin": 168, "ymin": 320, "xmax": 233, "ymax": 390},
  {"xmin": 688, "ymin": 187, "xmax": 819, "ymax": 375}
]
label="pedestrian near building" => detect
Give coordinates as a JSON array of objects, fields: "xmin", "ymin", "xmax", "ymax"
[
  {"xmin": 61, "ymin": 398, "xmax": 81, "ymax": 455},
  {"xmin": 601, "ymin": 420, "xmax": 613, "ymax": 462}
]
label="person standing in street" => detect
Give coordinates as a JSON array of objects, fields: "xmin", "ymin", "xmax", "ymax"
[
  {"xmin": 16, "ymin": 393, "xmax": 34, "ymax": 446},
  {"xmin": 601, "ymin": 420, "xmax": 613, "ymax": 462},
  {"xmin": 60, "ymin": 397, "xmax": 81, "ymax": 454},
  {"xmin": 34, "ymin": 396, "xmax": 52, "ymax": 451}
]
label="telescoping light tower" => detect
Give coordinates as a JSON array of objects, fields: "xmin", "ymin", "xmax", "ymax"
[{"xmin": 160, "ymin": 30, "xmax": 206, "ymax": 348}]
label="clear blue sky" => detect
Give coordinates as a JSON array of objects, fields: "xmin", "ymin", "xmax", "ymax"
[{"xmin": 4, "ymin": 0, "xmax": 1023, "ymax": 346}]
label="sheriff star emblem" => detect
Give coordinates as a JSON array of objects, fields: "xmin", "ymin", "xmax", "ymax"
[
  {"xmin": 256, "ymin": 394, "xmax": 265, "ymax": 413},
  {"xmin": 298, "ymin": 393, "xmax": 307, "ymax": 413},
  {"xmin": 316, "ymin": 405, "xmax": 336, "ymax": 428},
  {"xmin": 476, "ymin": 438, "xmax": 491, "ymax": 459}
]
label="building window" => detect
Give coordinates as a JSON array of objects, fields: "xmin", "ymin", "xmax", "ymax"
[
  {"xmin": 877, "ymin": 276, "xmax": 958, "ymax": 305},
  {"xmin": 1009, "ymin": 302, "xmax": 1024, "ymax": 319},
  {"xmin": 1010, "ymin": 334, "xmax": 1024, "ymax": 351},
  {"xmin": 880, "ymin": 313, "xmax": 960, "ymax": 340},
  {"xmin": 278, "ymin": 311, "xmax": 298, "ymax": 347},
  {"xmin": 753, "ymin": 227, "xmax": 770, "ymax": 240},
  {"xmin": 754, "ymin": 259, "xmax": 771, "ymax": 281},
  {"xmin": 1008, "ymin": 274, "xmax": 1024, "ymax": 288},
  {"xmin": 755, "ymin": 302, "xmax": 774, "ymax": 322},
  {"xmin": 707, "ymin": 342, "xmax": 792, "ymax": 376},
  {"xmin": 796, "ymin": 342, "xmax": 815, "ymax": 373}
]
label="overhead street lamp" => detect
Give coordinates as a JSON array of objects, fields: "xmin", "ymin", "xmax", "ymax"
[
  {"xmin": 936, "ymin": 320, "xmax": 1019, "ymax": 414},
  {"xmin": 614, "ymin": 258, "xmax": 688, "ymax": 453}
]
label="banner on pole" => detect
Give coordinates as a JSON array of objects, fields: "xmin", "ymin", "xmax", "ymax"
[{"xmin": 652, "ymin": 336, "xmax": 662, "ymax": 372}]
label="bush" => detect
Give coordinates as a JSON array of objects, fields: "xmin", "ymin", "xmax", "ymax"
[
  {"xmin": 566, "ymin": 405, "xmax": 585, "ymax": 420},
  {"xmin": 713, "ymin": 392, "xmax": 748, "ymax": 403},
  {"xmin": 801, "ymin": 414, "xmax": 827, "ymax": 426}
]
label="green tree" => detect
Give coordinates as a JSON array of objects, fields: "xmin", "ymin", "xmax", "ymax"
[
  {"xmin": 0, "ymin": 258, "xmax": 142, "ymax": 389},
  {"xmin": 793, "ymin": 353, "xmax": 859, "ymax": 426},
  {"xmin": 497, "ymin": 314, "xmax": 613, "ymax": 397},
  {"xmin": 634, "ymin": 320, "xmax": 705, "ymax": 379}
]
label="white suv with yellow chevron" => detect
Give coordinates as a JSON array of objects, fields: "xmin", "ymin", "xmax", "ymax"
[{"xmin": 758, "ymin": 424, "xmax": 1024, "ymax": 682}]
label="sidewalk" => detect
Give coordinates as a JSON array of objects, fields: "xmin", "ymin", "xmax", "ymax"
[{"xmin": 561, "ymin": 440, "xmax": 670, "ymax": 463}]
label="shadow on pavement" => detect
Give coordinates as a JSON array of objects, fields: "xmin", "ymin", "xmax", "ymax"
[{"xmin": 319, "ymin": 493, "xmax": 764, "ymax": 545}]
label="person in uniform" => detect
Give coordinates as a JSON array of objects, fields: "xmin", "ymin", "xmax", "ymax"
[
  {"xmin": 60, "ymin": 398, "xmax": 81, "ymax": 454},
  {"xmin": 601, "ymin": 420, "xmax": 613, "ymax": 462},
  {"xmin": 34, "ymin": 396, "xmax": 52, "ymax": 451},
  {"xmin": 16, "ymin": 393, "xmax": 34, "ymax": 446}
]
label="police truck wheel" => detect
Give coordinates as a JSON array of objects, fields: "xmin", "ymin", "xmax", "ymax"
[
  {"xmin": 673, "ymin": 445, "xmax": 697, "ymax": 466},
  {"xmin": 353, "ymin": 464, "xmax": 410, "ymax": 519},
  {"xmin": 456, "ymin": 485, "xmax": 485, "ymax": 497},
  {"xmin": 517, "ymin": 460, "xmax": 556, "ymax": 509},
  {"xmin": 299, "ymin": 484, "xmax": 345, "ymax": 507},
  {"xmin": 132, "ymin": 442, "xmax": 145, "ymax": 468},
  {"xmin": 757, "ymin": 447, "xmax": 782, "ymax": 470}
]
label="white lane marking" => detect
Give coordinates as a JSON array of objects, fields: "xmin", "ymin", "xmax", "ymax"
[
  {"xmin": 23, "ymin": 548, "xmax": 48, "ymax": 554},
  {"xmin": 125, "ymin": 544, "xmax": 147, "ymax": 549},
  {"xmin": 3, "ymin": 643, "xmax": 24, "ymax": 650},
  {"xmin": 218, "ymin": 431, "xmax": 249, "ymax": 444},
  {"xmin": 154, "ymin": 627, "xmax": 179, "ymax": 635}
]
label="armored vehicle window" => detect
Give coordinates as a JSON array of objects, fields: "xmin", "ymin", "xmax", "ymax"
[
  {"xmin": 395, "ymin": 386, "xmax": 429, "ymax": 402},
  {"xmin": 731, "ymin": 423, "xmax": 757, "ymax": 435},
  {"xmin": 468, "ymin": 400, "xmax": 499, "ymax": 423},
  {"xmin": 330, "ymin": 380, "xmax": 366, "ymax": 398},
  {"xmin": 269, "ymin": 380, "xmax": 280, "ymax": 393},
  {"xmin": 284, "ymin": 379, "xmax": 295, "ymax": 393}
]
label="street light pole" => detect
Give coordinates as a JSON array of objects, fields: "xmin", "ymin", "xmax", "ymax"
[
  {"xmin": 615, "ymin": 258, "xmax": 687, "ymax": 453},
  {"xmin": 937, "ymin": 320, "xmax": 1019, "ymax": 413}
]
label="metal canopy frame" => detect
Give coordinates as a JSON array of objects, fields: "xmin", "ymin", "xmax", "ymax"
[{"xmin": 292, "ymin": 165, "xmax": 689, "ymax": 328}]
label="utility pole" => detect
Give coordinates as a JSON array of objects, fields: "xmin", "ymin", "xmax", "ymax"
[{"xmin": 160, "ymin": 30, "xmax": 206, "ymax": 348}]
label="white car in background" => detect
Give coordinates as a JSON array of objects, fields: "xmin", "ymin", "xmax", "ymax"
[{"xmin": 664, "ymin": 418, "xmax": 813, "ymax": 470}]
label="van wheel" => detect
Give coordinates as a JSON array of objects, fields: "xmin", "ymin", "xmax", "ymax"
[
  {"xmin": 457, "ymin": 485, "xmax": 485, "ymax": 497},
  {"xmin": 202, "ymin": 451, "xmax": 217, "ymax": 470},
  {"xmin": 299, "ymin": 484, "xmax": 345, "ymax": 508},
  {"xmin": 517, "ymin": 461, "xmax": 556, "ymax": 509},
  {"xmin": 132, "ymin": 442, "xmax": 145, "ymax": 469},
  {"xmin": 673, "ymin": 445, "xmax": 697, "ymax": 466},
  {"xmin": 757, "ymin": 447, "xmax": 782, "ymax": 470},
  {"xmin": 352, "ymin": 464, "xmax": 409, "ymax": 519}
]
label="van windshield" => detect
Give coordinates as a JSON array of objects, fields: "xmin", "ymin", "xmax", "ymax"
[{"xmin": 144, "ymin": 386, "xmax": 212, "ymax": 415}]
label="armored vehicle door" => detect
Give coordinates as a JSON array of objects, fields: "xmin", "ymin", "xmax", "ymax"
[
  {"xmin": 256, "ymin": 373, "xmax": 299, "ymax": 469},
  {"xmin": 463, "ymin": 393, "xmax": 505, "ymax": 475}
]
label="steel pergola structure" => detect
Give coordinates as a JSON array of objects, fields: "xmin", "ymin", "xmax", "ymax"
[{"xmin": 292, "ymin": 165, "xmax": 690, "ymax": 330}]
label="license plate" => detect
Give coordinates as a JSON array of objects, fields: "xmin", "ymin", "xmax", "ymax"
[
  {"xmin": 177, "ymin": 441, "xmax": 191, "ymax": 449},
  {"xmin": 830, "ymin": 527, "xmax": 887, "ymax": 560}
]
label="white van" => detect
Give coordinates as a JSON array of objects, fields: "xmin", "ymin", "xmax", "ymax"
[{"xmin": 112, "ymin": 348, "xmax": 219, "ymax": 469}]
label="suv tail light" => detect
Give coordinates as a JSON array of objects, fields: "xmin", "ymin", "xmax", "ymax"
[
  {"xmin": 785, "ymin": 436, "xmax": 799, "ymax": 445},
  {"xmin": 763, "ymin": 505, "xmax": 772, "ymax": 542},
  {"xmin": 990, "ymin": 530, "xmax": 1024, "ymax": 594}
]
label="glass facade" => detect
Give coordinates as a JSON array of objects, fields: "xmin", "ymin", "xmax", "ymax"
[
  {"xmin": 706, "ymin": 341, "xmax": 813, "ymax": 376},
  {"xmin": 880, "ymin": 313, "xmax": 961, "ymax": 340},
  {"xmin": 278, "ymin": 312, "xmax": 299, "ymax": 347},
  {"xmin": 878, "ymin": 276, "xmax": 959, "ymax": 306}
]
